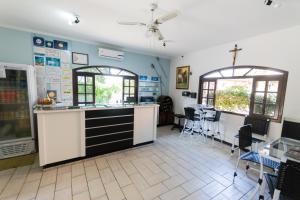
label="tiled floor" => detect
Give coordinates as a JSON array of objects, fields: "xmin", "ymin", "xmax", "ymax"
[{"xmin": 0, "ymin": 126, "xmax": 270, "ymax": 200}]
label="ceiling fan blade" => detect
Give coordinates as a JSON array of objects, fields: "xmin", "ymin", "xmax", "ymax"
[
  {"xmin": 155, "ymin": 10, "xmax": 179, "ymax": 24},
  {"xmin": 118, "ymin": 22, "xmax": 146, "ymax": 26}
]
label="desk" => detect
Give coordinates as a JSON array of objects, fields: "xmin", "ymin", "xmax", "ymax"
[{"xmin": 249, "ymin": 138, "xmax": 300, "ymax": 200}]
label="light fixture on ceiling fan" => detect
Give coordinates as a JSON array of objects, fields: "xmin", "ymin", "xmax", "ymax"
[{"xmin": 117, "ymin": 3, "xmax": 178, "ymax": 42}]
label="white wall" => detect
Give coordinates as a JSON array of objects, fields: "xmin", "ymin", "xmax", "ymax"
[{"xmin": 169, "ymin": 25, "xmax": 300, "ymax": 143}]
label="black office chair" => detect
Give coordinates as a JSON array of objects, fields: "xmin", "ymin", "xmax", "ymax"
[
  {"xmin": 181, "ymin": 107, "xmax": 201, "ymax": 136},
  {"xmin": 264, "ymin": 159, "xmax": 300, "ymax": 200},
  {"xmin": 204, "ymin": 110, "xmax": 222, "ymax": 142},
  {"xmin": 233, "ymin": 125, "xmax": 280, "ymax": 182},
  {"xmin": 231, "ymin": 115, "xmax": 270, "ymax": 155}
]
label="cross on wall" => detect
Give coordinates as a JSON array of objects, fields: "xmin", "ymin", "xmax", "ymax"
[{"xmin": 229, "ymin": 44, "xmax": 242, "ymax": 66}]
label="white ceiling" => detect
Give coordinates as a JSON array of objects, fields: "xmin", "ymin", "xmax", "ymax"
[{"xmin": 1, "ymin": 0, "xmax": 300, "ymax": 58}]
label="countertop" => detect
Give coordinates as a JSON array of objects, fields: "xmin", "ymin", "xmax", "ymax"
[{"xmin": 34, "ymin": 103, "xmax": 159, "ymax": 114}]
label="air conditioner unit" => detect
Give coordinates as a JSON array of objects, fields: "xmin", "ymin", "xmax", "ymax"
[{"xmin": 98, "ymin": 48, "xmax": 124, "ymax": 61}]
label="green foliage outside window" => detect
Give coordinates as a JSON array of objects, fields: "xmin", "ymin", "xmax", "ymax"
[
  {"xmin": 216, "ymin": 86, "xmax": 250, "ymax": 114},
  {"xmin": 95, "ymin": 76, "xmax": 121, "ymax": 104}
]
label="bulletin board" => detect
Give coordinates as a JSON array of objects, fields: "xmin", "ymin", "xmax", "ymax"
[{"xmin": 32, "ymin": 36, "xmax": 73, "ymax": 105}]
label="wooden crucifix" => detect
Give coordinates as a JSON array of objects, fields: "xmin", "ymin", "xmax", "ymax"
[{"xmin": 229, "ymin": 44, "xmax": 242, "ymax": 66}]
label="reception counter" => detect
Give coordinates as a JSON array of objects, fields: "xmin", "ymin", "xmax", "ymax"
[{"xmin": 34, "ymin": 104, "xmax": 159, "ymax": 166}]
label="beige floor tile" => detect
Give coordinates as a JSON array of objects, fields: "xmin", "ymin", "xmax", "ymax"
[
  {"xmin": 104, "ymin": 181, "xmax": 125, "ymax": 200},
  {"xmin": 146, "ymin": 171, "xmax": 169, "ymax": 186},
  {"xmin": 55, "ymin": 172, "xmax": 71, "ymax": 191},
  {"xmin": 92, "ymin": 195, "xmax": 109, "ymax": 200},
  {"xmin": 73, "ymin": 190, "xmax": 91, "ymax": 200},
  {"xmin": 17, "ymin": 179, "xmax": 40, "ymax": 200},
  {"xmin": 122, "ymin": 184, "xmax": 143, "ymax": 200},
  {"xmin": 201, "ymin": 181, "xmax": 226, "ymax": 198},
  {"xmin": 72, "ymin": 163, "xmax": 85, "ymax": 177},
  {"xmin": 25, "ymin": 168, "xmax": 43, "ymax": 183},
  {"xmin": 160, "ymin": 186, "xmax": 188, "ymax": 200},
  {"xmin": 99, "ymin": 168, "xmax": 115, "ymax": 184},
  {"xmin": 1, "ymin": 195, "xmax": 18, "ymax": 200},
  {"xmin": 1, "ymin": 178, "xmax": 26, "ymax": 198},
  {"xmin": 0, "ymin": 173, "xmax": 12, "ymax": 195},
  {"xmin": 0, "ymin": 127, "xmax": 260, "ymax": 200},
  {"xmin": 39, "ymin": 168, "xmax": 57, "ymax": 187},
  {"xmin": 141, "ymin": 183, "xmax": 168, "ymax": 200},
  {"xmin": 159, "ymin": 163, "xmax": 178, "ymax": 177},
  {"xmin": 95, "ymin": 158, "xmax": 109, "ymax": 170},
  {"xmin": 113, "ymin": 170, "xmax": 132, "ymax": 187},
  {"xmin": 183, "ymin": 189, "xmax": 211, "ymax": 200},
  {"xmin": 107, "ymin": 159, "xmax": 122, "ymax": 172},
  {"xmin": 36, "ymin": 184, "xmax": 55, "ymax": 200},
  {"xmin": 54, "ymin": 187, "xmax": 72, "ymax": 200},
  {"xmin": 57, "ymin": 165, "xmax": 71, "ymax": 175},
  {"xmin": 181, "ymin": 178, "xmax": 206, "ymax": 194},
  {"xmin": 163, "ymin": 174, "xmax": 186, "ymax": 190},
  {"xmin": 150, "ymin": 155, "xmax": 165, "ymax": 165},
  {"xmin": 85, "ymin": 165, "xmax": 100, "ymax": 181},
  {"xmin": 129, "ymin": 173, "xmax": 150, "ymax": 192},
  {"xmin": 84, "ymin": 159, "xmax": 96, "ymax": 168},
  {"xmin": 119, "ymin": 161, "xmax": 137, "ymax": 175},
  {"xmin": 72, "ymin": 174, "xmax": 88, "ymax": 195},
  {"xmin": 88, "ymin": 178, "xmax": 106, "ymax": 199}
]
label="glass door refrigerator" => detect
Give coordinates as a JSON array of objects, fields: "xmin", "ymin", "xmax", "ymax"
[{"xmin": 0, "ymin": 63, "xmax": 37, "ymax": 159}]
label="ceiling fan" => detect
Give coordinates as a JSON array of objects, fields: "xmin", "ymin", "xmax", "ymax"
[{"xmin": 118, "ymin": 3, "xmax": 178, "ymax": 41}]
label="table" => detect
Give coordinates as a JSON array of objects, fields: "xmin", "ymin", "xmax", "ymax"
[{"xmin": 249, "ymin": 137, "xmax": 300, "ymax": 200}]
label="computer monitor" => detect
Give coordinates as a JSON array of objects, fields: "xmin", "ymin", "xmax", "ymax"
[{"xmin": 281, "ymin": 118, "xmax": 300, "ymax": 141}]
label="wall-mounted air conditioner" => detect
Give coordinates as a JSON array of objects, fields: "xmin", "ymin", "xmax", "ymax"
[{"xmin": 98, "ymin": 48, "xmax": 124, "ymax": 61}]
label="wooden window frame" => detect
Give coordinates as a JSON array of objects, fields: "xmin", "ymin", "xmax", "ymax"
[
  {"xmin": 74, "ymin": 73, "xmax": 95, "ymax": 105},
  {"xmin": 198, "ymin": 66, "xmax": 288, "ymax": 122},
  {"xmin": 73, "ymin": 66, "xmax": 138, "ymax": 106}
]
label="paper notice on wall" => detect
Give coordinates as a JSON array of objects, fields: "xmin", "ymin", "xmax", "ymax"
[
  {"xmin": 46, "ymin": 66, "xmax": 61, "ymax": 76},
  {"xmin": 47, "ymin": 75, "xmax": 61, "ymax": 83},
  {"xmin": 45, "ymin": 48, "xmax": 60, "ymax": 58},
  {"xmin": 61, "ymin": 68, "xmax": 72, "ymax": 83},
  {"xmin": 60, "ymin": 51, "xmax": 70, "ymax": 64},
  {"xmin": 61, "ymin": 84, "xmax": 73, "ymax": 102},
  {"xmin": 33, "ymin": 46, "xmax": 45, "ymax": 55},
  {"xmin": 35, "ymin": 66, "xmax": 46, "ymax": 98}
]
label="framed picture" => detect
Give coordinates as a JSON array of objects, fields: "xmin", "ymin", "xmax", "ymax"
[
  {"xmin": 176, "ymin": 66, "xmax": 190, "ymax": 89},
  {"xmin": 72, "ymin": 52, "xmax": 89, "ymax": 65}
]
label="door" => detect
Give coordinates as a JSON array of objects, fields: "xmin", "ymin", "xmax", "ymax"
[{"xmin": 0, "ymin": 67, "xmax": 32, "ymax": 143}]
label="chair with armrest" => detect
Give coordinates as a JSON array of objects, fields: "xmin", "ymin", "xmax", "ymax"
[
  {"xmin": 233, "ymin": 125, "xmax": 280, "ymax": 182},
  {"xmin": 231, "ymin": 115, "xmax": 270, "ymax": 155},
  {"xmin": 264, "ymin": 159, "xmax": 300, "ymax": 200}
]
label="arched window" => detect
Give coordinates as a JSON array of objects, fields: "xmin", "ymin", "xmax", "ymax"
[
  {"xmin": 73, "ymin": 66, "xmax": 138, "ymax": 105},
  {"xmin": 198, "ymin": 66, "xmax": 288, "ymax": 122}
]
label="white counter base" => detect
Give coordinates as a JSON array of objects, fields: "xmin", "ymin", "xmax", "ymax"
[{"xmin": 35, "ymin": 104, "xmax": 159, "ymax": 166}]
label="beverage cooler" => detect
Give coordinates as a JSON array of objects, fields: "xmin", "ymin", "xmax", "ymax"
[{"xmin": 0, "ymin": 63, "xmax": 37, "ymax": 159}]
